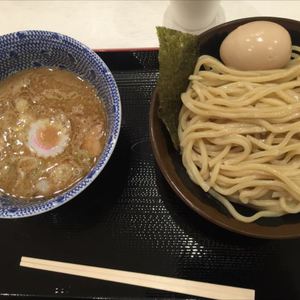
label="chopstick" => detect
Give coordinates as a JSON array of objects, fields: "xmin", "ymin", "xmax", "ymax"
[{"xmin": 20, "ymin": 256, "xmax": 255, "ymax": 300}]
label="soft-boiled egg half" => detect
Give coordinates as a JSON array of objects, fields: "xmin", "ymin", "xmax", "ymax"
[
  {"xmin": 220, "ymin": 21, "xmax": 292, "ymax": 70},
  {"xmin": 27, "ymin": 118, "xmax": 70, "ymax": 158}
]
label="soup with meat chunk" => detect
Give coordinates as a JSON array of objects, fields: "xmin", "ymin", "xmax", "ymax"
[{"xmin": 0, "ymin": 67, "xmax": 107, "ymax": 199}]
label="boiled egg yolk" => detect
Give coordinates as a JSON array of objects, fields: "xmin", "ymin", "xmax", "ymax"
[{"xmin": 37, "ymin": 126, "xmax": 60, "ymax": 150}]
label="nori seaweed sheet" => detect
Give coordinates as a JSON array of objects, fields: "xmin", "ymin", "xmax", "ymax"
[{"xmin": 156, "ymin": 27, "xmax": 199, "ymax": 149}]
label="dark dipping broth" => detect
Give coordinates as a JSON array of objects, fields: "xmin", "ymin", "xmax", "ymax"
[{"xmin": 0, "ymin": 67, "xmax": 107, "ymax": 200}]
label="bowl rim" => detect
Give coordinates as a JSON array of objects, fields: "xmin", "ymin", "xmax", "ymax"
[
  {"xmin": 0, "ymin": 30, "xmax": 122, "ymax": 218},
  {"xmin": 150, "ymin": 16, "xmax": 300, "ymax": 239}
]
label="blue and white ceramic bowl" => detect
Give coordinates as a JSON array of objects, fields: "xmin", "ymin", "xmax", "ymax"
[{"xmin": 0, "ymin": 30, "xmax": 121, "ymax": 218}]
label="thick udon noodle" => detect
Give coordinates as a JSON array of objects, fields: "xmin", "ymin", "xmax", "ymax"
[
  {"xmin": 178, "ymin": 46, "xmax": 300, "ymax": 222},
  {"xmin": 0, "ymin": 68, "xmax": 107, "ymax": 200}
]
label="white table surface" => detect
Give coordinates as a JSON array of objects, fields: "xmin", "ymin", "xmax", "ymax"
[{"xmin": 1, "ymin": 1, "xmax": 300, "ymax": 50}]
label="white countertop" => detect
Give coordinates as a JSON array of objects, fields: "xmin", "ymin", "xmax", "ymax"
[{"xmin": 1, "ymin": 1, "xmax": 300, "ymax": 50}]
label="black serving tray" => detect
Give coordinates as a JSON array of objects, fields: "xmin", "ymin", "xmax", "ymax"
[{"xmin": 1, "ymin": 50, "xmax": 300, "ymax": 300}]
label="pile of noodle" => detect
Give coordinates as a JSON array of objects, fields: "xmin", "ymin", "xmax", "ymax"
[{"xmin": 178, "ymin": 46, "xmax": 300, "ymax": 223}]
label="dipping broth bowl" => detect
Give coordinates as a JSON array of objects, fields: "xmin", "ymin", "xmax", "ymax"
[{"xmin": 0, "ymin": 30, "xmax": 121, "ymax": 218}]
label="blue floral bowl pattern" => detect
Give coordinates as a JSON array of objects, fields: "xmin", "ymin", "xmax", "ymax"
[{"xmin": 0, "ymin": 30, "xmax": 121, "ymax": 218}]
